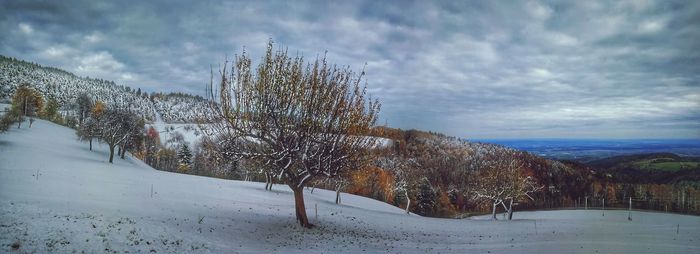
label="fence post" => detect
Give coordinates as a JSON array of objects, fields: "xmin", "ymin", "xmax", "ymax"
[
  {"xmin": 602, "ymin": 198, "xmax": 605, "ymax": 216},
  {"xmin": 585, "ymin": 197, "xmax": 588, "ymax": 210}
]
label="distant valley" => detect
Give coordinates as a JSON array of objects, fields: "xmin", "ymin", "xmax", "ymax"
[{"xmin": 477, "ymin": 139, "xmax": 700, "ymax": 162}]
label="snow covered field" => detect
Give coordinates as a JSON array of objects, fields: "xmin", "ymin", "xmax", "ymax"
[
  {"xmin": 149, "ymin": 122, "xmax": 204, "ymax": 147},
  {"xmin": 1, "ymin": 119, "xmax": 699, "ymax": 253}
]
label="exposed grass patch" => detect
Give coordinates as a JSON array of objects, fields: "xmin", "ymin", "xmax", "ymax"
[{"xmin": 632, "ymin": 159, "xmax": 699, "ymax": 172}]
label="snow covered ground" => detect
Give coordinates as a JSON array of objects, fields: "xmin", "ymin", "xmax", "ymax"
[
  {"xmin": 1, "ymin": 119, "xmax": 699, "ymax": 253},
  {"xmin": 147, "ymin": 108, "xmax": 204, "ymax": 148},
  {"xmin": 149, "ymin": 122, "xmax": 204, "ymax": 147}
]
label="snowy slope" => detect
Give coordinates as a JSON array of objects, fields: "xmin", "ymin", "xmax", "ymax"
[
  {"xmin": 148, "ymin": 108, "xmax": 204, "ymax": 148},
  {"xmin": 1, "ymin": 120, "xmax": 700, "ymax": 253}
]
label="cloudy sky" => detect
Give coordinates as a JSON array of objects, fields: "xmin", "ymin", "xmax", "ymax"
[{"xmin": 1, "ymin": 0, "xmax": 698, "ymax": 139}]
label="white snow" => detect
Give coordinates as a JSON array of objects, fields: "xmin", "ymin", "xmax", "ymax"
[
  {"xmin": 148, "ymin": 109, "xmax": 205, "ymax": 148},
  {"xmin": 373, "ymin": 137, "xmax": 393, "ymax": 148},
  {"xmin": 149, "ymin": 122, "xmax": 203, "ymax": 147},
  {"xmin": 2, "ymin": 119, "xmax": 700, "ymax": 253}
]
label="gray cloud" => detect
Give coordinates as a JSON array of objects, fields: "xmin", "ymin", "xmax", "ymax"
[{"xmin": 1, "ymin": 0, "xmax": 698, "ymax": 138}]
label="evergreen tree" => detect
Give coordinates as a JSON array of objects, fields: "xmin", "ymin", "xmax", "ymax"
[
  {"xmin": 178, "ymin": 143, "xmax": 192, "ymax": 166},
  {"xmin": 42, "ymin": 97, "xmax": 60, "ymax": 122},
  {"xmin": 416, "ymin": 177, "xmax": 436, "ymax": 216},
  {"xmin": 76, "ymin": 93, "xmax": 93, "ymax": 125}
]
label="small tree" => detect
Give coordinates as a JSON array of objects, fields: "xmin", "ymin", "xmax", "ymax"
[
  {"xmin": 472, "ymin": 156, "xmax": 542, "ymax": 220},
  {"xmin": 377, "ymin": 154, "xmax": 418, "ymax": 214},
  {"xmin": 76, "ymin": 93, "xmax": 93, "ymax": 125},
  {"xmin": 178, "ymin": 143, "xmax": 193, "ymax": 170},
  {"xmin": 42, "ymin": 97, "xmax": 60, "ymax": 122},
  {"xmin": 205, "ymin": 41, "xmax": 380, "ymax": 228},
  {"xmin": 119, "ymin": 117, "xmax": 145, "ymax": 159},
  {"xmin": 77, "ymin": 101, "xmax": 106, "ymax": 151},
  {"xmin": 329, "ymin": 174, "xmax": 351, "ymax": 204},
  {"xmin": 144, "ymin": 126, "xmax": 161, "ymax": 165},
  {"xmin": 154, "ymin": 148, "xmax": 176, "ymax": 171},
  {"xmin": 1, "ymin": 107, "xmax": 16, "ymax": 132},
  {"xmin": 416, "ymin": 177, "xmax": 436, "ymax": 216},
  {"xmin": 0, "ymin": 116, "xmax": 11, "ymax": 133},
  {"xmin": 100, "ymin": 109, "xmax": 141, "ymax": 163},
  {"xmin": 10, "ymin": 83, "xmax": 43, "ymax": 128}
]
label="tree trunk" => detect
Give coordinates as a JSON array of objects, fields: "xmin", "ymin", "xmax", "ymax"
[
  {"xmin": 109, "ymin": 145, "xmax": 115, "ymax": 163},
  {"xmin": 492, "ymin": 202, "xmax": 498, "ymax": 220},
  {"xmin": 335, "ymin": 188, "xmax": 341, "ymax": 204},
  {"xmin": 404, "ymin": 189, "xmax": 411, "ymax": 214},
  {"xmin": 118, "ymin": 145, "xmax": 123, "ymax": 159},
  {"xmin": 265, "ymin": 173, "xmax": 271, "ymax": 191},
  {"xmin": 507, "ymin": 199, "xmax": 514, "ymax": 220},
  {"xmin": 293, "ymin": 187, "xmax": 313, "ymax": 228},
  {"xmin": 120, "ymin": 145, "xmax": 127, "ymax": 159},
  {"xmin": 89, "ymin": 138, "xmax": 93, "ymax": 151}
]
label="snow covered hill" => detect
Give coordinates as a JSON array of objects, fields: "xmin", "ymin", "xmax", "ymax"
[
  {"xmin": 1, "ymin": 120, "xmax": 700, "ymax": 253},
  {"xmin": 0, "ymin": 55, "xmax": 211, "ymax": 123},
  {"xmin": 1, "ymin": 55, "xmax": 156, "ymax": 121}
]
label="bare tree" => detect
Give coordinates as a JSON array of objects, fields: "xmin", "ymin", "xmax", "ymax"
[
  {"xmin": 205, "ymin": 41, "xmax": 380, "ymax": 228},
  {"xmin": 77, "ymin": 100, "xmax": 107, "ymax": 151},
  {"xmin": 100, "ymin": 109, "xmax": 142, "ymax": 163},
  {"xmin": 77, "ymin": 107, "xmax": 104, "ymax": 151},
  {"xmin": 377, "ymin": 154, "xmax": 418, "ymax": 214},
  {"xmin": 504, "ymin": 172, "xmax": 541, "ymax": 220},
  {"xmin": 330, "ymin": 175, "xmax": 350, "ymax": 205},
  {"xmin": 472, "ymin": 155, "xmax": 542, "ymax": 220},
  {"xmin": 114, "ymin": 114, "xmax": 145, "ymax": 160}
]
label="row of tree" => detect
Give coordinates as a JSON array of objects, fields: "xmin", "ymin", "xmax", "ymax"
[
  {"xmin": 74, "ymin": 93, "xmax": 145, "ymax": 163},
  {"xmin": 1, "ymin": 83, "xmax": 60, "ymax": 132}
]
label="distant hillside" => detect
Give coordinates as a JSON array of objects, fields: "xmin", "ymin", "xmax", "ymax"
[
  {"xmin": 369, "ymin": 128, "xmax": 700, "ymax": 215},
  {"xmin": 0, "ymin": 55, "xmax": 210, "ymax": 123},
  {"xmin": 586, "ymin": 153, "xmax": 700, "ymax": 184},
  {"xmin": 361, "ymin": 126, "xmax": 596, "ymax": 216},
  {"xmin": 151, "ymin": 92, "xmax": 210, "ymax": 123},
  {"xmin": 586, "ymin": 153, "xmax": 685, "ymax": 168}
]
